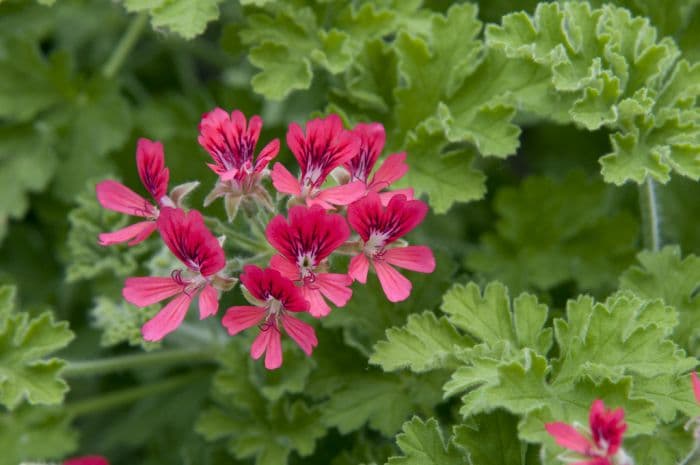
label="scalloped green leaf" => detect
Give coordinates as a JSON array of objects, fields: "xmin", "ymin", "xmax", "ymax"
[
  {"xmin": 620, "ymin": 245, "xmax": 700, "ymax": 354},
  {"xmin": 369, "ymin": 311, "xmax": 466, "ymax": 373},
  {"xmin": 387, "ymin": 417, "xmax": 463, "ymax": 465},
  {"xmin": 123, "ymin": 0, "xmax": 223, "ymax": 40},
  {"xmin": 0, "ymin": 286, "xmax": 74, "ymax": 410}
]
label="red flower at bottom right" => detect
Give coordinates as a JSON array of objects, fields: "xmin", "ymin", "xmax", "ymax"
[{"xmin": 545, "ymin": 399, "xmax": 632, "ymax": 465}]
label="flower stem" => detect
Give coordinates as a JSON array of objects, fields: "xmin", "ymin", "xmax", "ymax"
[
  {"xmin": 101, "ymin": 11, "xmax": 149, "ymax": 79},
  {"xmin": 639, "ymin": 176, "xmax": 661, "ymax": 251},
  {"xmin": 64, "ymin": 371, "xmax": 206, "ymax": 417},
  {"xmin": 63, "ymin": 347, "xmax": 218, "ymax": 378}
]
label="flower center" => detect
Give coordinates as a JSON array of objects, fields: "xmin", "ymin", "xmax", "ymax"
[
  {"xmin": 363, "ymin": 231, "xmax": 389, "ymax": 258},
  {"xmin": 171, "ymin": 269, "xmax": 208, "ymax": 296}
]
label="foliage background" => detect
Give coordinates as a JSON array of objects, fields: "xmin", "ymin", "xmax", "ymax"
[{"xmin": 3, "ymin": 0, "xmax": 700, "ymax": 464}]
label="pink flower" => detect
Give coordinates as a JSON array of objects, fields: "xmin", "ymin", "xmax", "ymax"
[
  {"xmin": 96, "ymin": 138, "xmax": 171, "ymax": 246},
  {"xmin": 266, "ymin": 205, "xmax": 352, "ymax": 317},
  {"xmin": 271, "ymin": 114, "xmax": 365, "ymax": 209},
  {"xmin": 123, "ymin": 207, "xmax": 226, "ymax": 341},
  {"xmin": 346, "ymin": 122, "xmax": 414, "ymax": 205},
  {"xmin": 63, "ymin": 456, "xmax": 109, "ymax": 465},
  {"xmin": 545, "ymin": 399, "xmax": 628, "ymax": 465},
  {"xmin": 221, "ymin": 265, "xmax": 317, "ymax": 370},
  {"xmin": 198, "ymin": 108, "xmax": 280, "ymax": 220},
  {"xmin": 198, "ymin": 107, "xmax": 280, "ymax": 183},
  {"xmin": 347, "ymin": 192, "xmax": 435, "ymax": 302},
  {"xmin": 692, "ymin": 372, "xmax": 700, "ymax": 404}
]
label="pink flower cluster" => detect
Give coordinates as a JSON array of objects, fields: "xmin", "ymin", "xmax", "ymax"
[{"xmin": 96, "ymin": 110, "xmax": 435, "ymax": 369}]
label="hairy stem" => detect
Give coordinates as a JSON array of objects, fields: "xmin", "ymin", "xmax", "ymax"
[
  {"xmin": 63, "ymin": 347, "xmax": 218, "ymax": 378},
  {"xmin": 639, "ymin": 176, "xmax": 661, "ymax": 251},
  {"xmin": 101, "ymin": 12, "xmax": 149, "ymax": 79},
  {"xmin": 64, "ymin": 371, "xmax": 206, "ymax": 417}
]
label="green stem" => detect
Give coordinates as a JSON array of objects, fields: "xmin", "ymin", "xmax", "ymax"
[
  {"xmin": 64, "ymin": 371, "xmax": 205, "ymax": 417},
  {"xmin": 639, "ymin": 176, "xmax": 661, "ymax": 251},
  {"xmin": 63, "ymin": 347, "xmax": 217, "ymax": 378},
  {"xmin": 101, "ymin": 12, "xmax": 149, "ymax": 79}
]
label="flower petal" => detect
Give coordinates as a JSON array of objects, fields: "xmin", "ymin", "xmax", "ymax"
[
  {"xmin": 369, "ymin": 152, "xmax": 408, "ymax": 191},
  {"xmin": 271, "ymin": 162, "xmax": 301, "ymax": 196},
  {"xmin": 316, "ymin": 272, "xmax": 353, "ymax": 307},
  {"xmin": 373, "ymin": 261, "xmax": 412, "ymax": 302},
  {"xmin": 348, "ymin": 254, "xmax": 369, "ymax": 283},
  {"xmin": 311, "ymin": 181, "xmax": 366, "ymax": 208},
  {"xmin": 693, "ymin": 372, "xmax": 700, "ymax": 404},
  {"xmin": 251, "ymin": 325, "xmax": 283, "ymax": 369},
  {"xmin": 544, "ymin": 422, "xmax": 592, "ymax": 454},
  {"xmin": 255, "ymin": 139, "xmax": 280, "ymax": 172},
  {"xmin": 96, "ymin": 180, "xmax": 154, "ymax": 217},
  {"xmin": 198, "ymin": 284, "xmax": 219, "ymax": 319},
  {"xmin": 98, "ymin": 221, "xmax": 157, "ymax": 246},
  {"xmin": 221, "ymin": 305, "xmax": 266, "ymax": 335},
  {"xmin": 384, "ymin": 246, "xmax": 436, "ymax": 273},
  {"xmin": 282, "ymin": 313, "xmax": 318, "ymax": 356},
  {"xmin": 301, "ymin": 286, "xmax": 331, "ymax": 318},
  {"xmin": 123, "ymin": 276, "xmax": 182, "ymax": 307},
  {"xmin": 142, "ymin": 293, "xmax": 193, "ymax": 341},
  {"xmin": 269, "ymin": 254, "xmax": 300, "ymax": 281},
  {"xmin": 265, "ymin": 327, "xmax": 283, "ymax": 369},
  {"xmin": 63, "ymin": 456, "xmax": 110, "ymax": 465},
  {"xmin": 378, "ymin": 188, "xmax": 414, "ymax": 206},
  {"xmin": 136, "ymin": 138, "xmax": 169, "ymax": 201},
  {"xmin": 157, "ymin": 207, "xmax": 225, "ymax": 276}
]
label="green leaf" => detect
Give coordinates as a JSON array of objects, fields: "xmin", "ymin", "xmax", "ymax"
[
  {"xmin": 0, "ymin": 123, "xmax": 57, "ymax": 245},
  {"xmin": 237, "ymin": 2, "xmax": 401, "ymax": 100},
  {"xmin": 65, "ymin": 180, "xmax": 155, "ymax": 282},
  {"xmin": 452, "ymin": 410, "xmax": 526, "ymax": 465},
  {"xmin": 0, "ymin": 405, "xmax": 77, "ymax": 465},
  {"xmin": 486, "ymin": 2, "xmax": 700, "ymax": 185},
  {"xmin": 620, "ymin": 245, "xmax": 700, "ymax": 354},
  {"xmin": 465, "ymin": 172, "xmax": 638, "ymax": 293},
  {"xmin": 394, "ymin": 4, "xmax": 483, "ymax": 136},
  {"xmin": 369, "ymin": 311, "xmax": 466, "ymax": 373},
  {"xmin": 196, "ymin": 346, "xmax": 326, "ymax": 465},
  {"xmin": 321, "ymin": 371, "xmax": 444, "ymax": 436},
  {"xmin": 626, "ymin": 423, "xmax": 695, "ymax": 465},
  {"xmin": 123, "ymin": 0, "xmax": 223, "ymax": 39},
  {"xmin": 51, "ymin": 79, "xmax": 132, "ymax": 201},
  {"xmin": 399, "ymin": 121, "xmax": 486, "ymax": 213},
  {"xmin": 388, "ymin": 417, "xmax": 464, "ymax": 465},
  {"xmin": 441, "ymin": 282, "xmax": 552, "ymax": 355},
  {"xmin": 0, "ymin": 36, "xmax": 71, "ymax": 121},
  {"xmin": 0, "ymin": 285, "xmax": 74, "ymax": 410},
  {"xmin": 554, "ymin": 292, "xmax": 695, "ymax": 384}
]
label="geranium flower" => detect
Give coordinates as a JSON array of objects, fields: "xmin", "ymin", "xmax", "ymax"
[
  {"xmin": 545, "ymin": 399, "xmax": 630, "ymax": 465},
  {"xmin": 271, "ymin": 114, "xmax": 365, "ymax": 209},
  {"xmin": 347, "ymin": 192, "xmax": 435, "ymax": 302},
  {"xmin": 266, "ymin": 205, "xmax": 352, "ymax": 317},
  {"xmin": 346, "ymin": 122, "xmax": 413, "ymax": 205},
  {"xmin": 63, "ymin": 456, "xmax": 109, "ymax": 465},
  {"xmin": 96, "ymin": 138, "xmax": 171, "ymax": 246},
  {"xmin": 221, "ymin": 265, "xmax": 317, "ymax": 369},
  {"xmin": 692, "ymin": 371, "xmax": 700, "ymax": 404},
  {"xmin": 123, "ymin": 207, "xmax": 227, "ymax": 341},
  {"xmin": 198, "ymin": 108, "xmax": 280, "ymax": 220}
]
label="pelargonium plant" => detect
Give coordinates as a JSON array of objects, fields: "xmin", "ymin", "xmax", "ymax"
[{"xmin": 6, "ymin": 1, "xmax": 700, "ymax": 465}]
